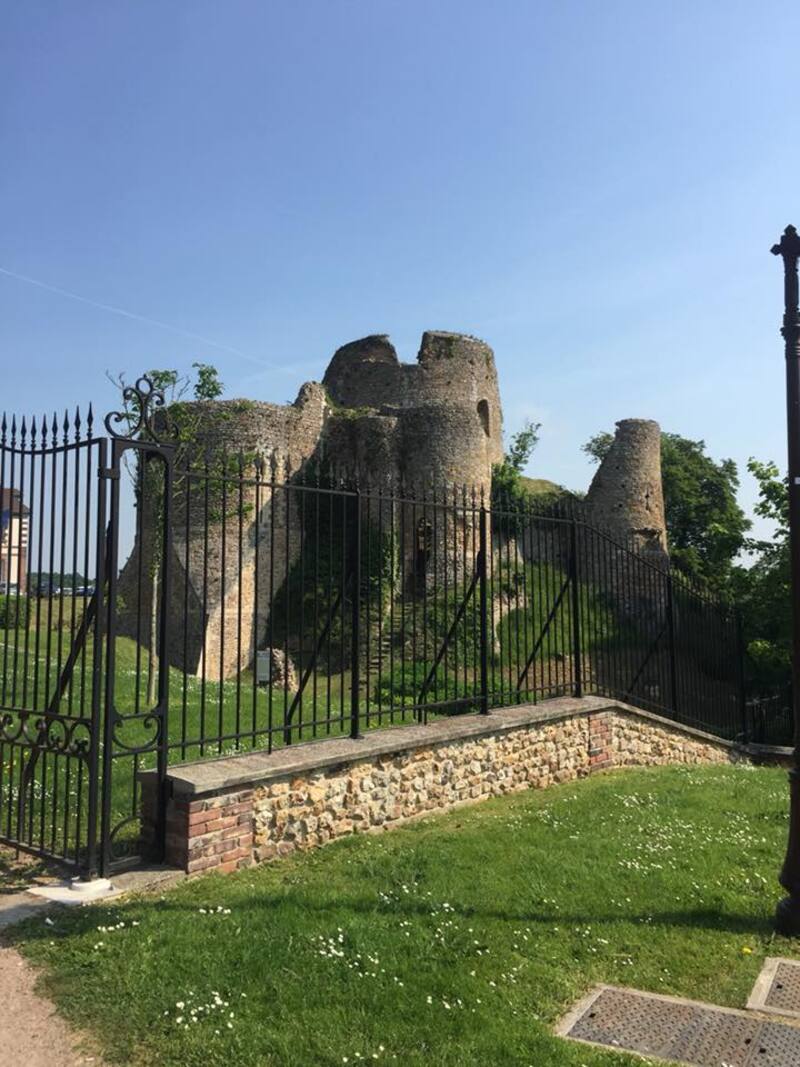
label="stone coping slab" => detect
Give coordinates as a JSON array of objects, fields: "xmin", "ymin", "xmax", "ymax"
[{"xmin": 149, "ymin": 696, "xmax": 733, "ymax": 799}]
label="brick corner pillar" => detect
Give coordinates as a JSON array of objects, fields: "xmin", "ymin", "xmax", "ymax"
[
  {"xmin": 588, "ymin": 711, "xmax": 614, "ymax": 772},
  {"xmin": 138, "ymin": 772, "xmax": 256, "ymax": 875}
]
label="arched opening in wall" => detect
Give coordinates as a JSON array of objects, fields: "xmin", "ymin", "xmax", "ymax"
[
  {"xmin": 477, "ymin": 399, "xmax": 490, "ymax": 437},
  {"xmin": 415, "ymin": 518, "xmax": 433, "ymax": 594}
]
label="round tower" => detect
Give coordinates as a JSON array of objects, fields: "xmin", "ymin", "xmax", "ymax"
[
  {"xmin": 585, "ymin": 418, "xmax": 667, "ymax": 561},
  {"xmin": 413, "ymin": 331, "xmax": 504, "ymax": 468},
  {"xmin": 321, "ymin": 330, "xmax": 504, "ymax": 477},
  {"xmin": 322, "ymin": 335, "xmax": 401, "ymax": 410}
]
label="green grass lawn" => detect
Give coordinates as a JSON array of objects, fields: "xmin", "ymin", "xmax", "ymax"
[{"xmin": 6, "ymin": 763, "xmax": 797, "ymax": 1066}]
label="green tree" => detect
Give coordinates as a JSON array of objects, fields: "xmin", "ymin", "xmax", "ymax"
[
  {"xmin": 491, "ymin": 420, "xmax": 542, "ymax": 512},
  {"xmin": 583, "ymin": 430, "xmax": 750, "ymax": 593},
  {"xmin": 505, "ymin": 420, "xmax": 540, "ymax": 474},
  {"xmin": 192, "ymin": 362, "xmax": 223, "ymax": 401},
  {"xmin": 731, "ymin": 459, "xmax": 791, "ymax": 691}
]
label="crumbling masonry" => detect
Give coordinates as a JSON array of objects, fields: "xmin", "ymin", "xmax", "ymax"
[{"xmin": 117, "ymin": 331, "xmax": 666, "ymax": 681}]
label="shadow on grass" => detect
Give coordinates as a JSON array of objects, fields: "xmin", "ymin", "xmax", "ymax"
[
  {"xmin": 3, "ymin": 884, "xmax": 775, "ymax": 947},
  {"xmin": 0, "ymin": 845, "xmax": 67, "ymax": 896}
]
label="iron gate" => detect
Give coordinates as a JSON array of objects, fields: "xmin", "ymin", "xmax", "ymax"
[{"xmin": 0, "ymin": 379, "xmax": 173, "ymax": 877}]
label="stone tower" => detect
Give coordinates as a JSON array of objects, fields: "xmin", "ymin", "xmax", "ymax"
[
  {"xmin": 117, "ymin": 330, "xmax": 504, "ymax": 681},
  {"xmin": 585, "ymin": 418, "xmax": 668, "ymax": 563},
  {"xmin": 322, "ymin": 330, "xmax": 503, "ymax": 489}
]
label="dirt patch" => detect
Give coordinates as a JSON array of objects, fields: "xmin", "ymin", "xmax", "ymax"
[{"xmin": 0, "ymin": 944, "xmax": 104, "ymax": 1065}]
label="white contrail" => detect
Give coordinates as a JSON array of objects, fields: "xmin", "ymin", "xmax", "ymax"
[{"xmin": 0, "ymin": 264, "xmax": 271, "ymax": 367}]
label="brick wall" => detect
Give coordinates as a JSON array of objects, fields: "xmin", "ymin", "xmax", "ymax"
[{"xmin": 141, "ymin": 697, "xmax": 734, "ymax": 877}]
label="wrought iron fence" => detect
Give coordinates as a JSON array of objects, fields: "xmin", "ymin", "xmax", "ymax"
[
  {"xmin": 0, "ymin": 409, "xmax": 106, "ymax": 871},
  {"xmin": 0, "ymin": 380, "xmax": 780, "ymax": 876},
  {"xmin": 114, "ymin": 449, "xmax": 747, "ymax": 763},
  {"xmin": 745, "ymin": 687, "xmax": 794, "ymax": 747}
]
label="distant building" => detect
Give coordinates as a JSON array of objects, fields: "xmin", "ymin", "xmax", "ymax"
[{"xmin": 0, "ymin": 488, "xmax": 30, "ymax": 594}]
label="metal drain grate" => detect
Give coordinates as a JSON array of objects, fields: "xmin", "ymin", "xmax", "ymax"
[
  {"xmin": 557, "ymin": 985, "xmax": 800, "ymax": 1066},
  {"xmin": 748, "ymin": 959, "xmax": 800, "ymax": 1021}
]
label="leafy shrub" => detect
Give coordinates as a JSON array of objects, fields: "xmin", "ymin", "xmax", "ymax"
[
  {"xmin": 371, "ymin": 660, "xmax": 482, "ymax": 712},
  {"xmin": 0, "ymin": 595, "xmax": 29, "ymax": 628}
]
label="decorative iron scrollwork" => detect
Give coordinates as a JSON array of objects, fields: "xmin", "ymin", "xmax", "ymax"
[
  {"xmin": 104, "ymin": 376, "xmax": 177, "ymax": 443},
  {"xmin": 0, "ymin": 710, "xmax": 92, "ymax": 757},
  {"xmin": 111, "ymin": 709, "xmax": 162, "ymax": 754},
  {"xmin": 107, "ymin": 815, "xmax": 145, "ymax": 861}
]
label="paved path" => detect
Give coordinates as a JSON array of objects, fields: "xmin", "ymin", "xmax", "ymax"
[
  {"xmin": 0, "ymin": 939, "xmax": 101, "ymax": 1066},
  {"xmin": 0, "ymin": 890, "xmax": 103, "ymax": 1064},
  {"xmin": 0, "ymin": 864, "xmax": 182, "ymax": 1065}
]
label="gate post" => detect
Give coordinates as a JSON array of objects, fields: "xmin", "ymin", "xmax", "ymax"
[
  {"xmin": 99, "ymin": 439, "xmax": 122, "ymax": 875},
  {"xmin": 85, "ymin": 436, "xmax": 109, "ymax": 878},
  {"xmin": 99, "ymin": 377, "xmax": 176, "ymax": 873}
]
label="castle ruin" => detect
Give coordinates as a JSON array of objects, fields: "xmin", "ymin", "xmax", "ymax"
[{"xmin": 117, "ymin": 331, "xmax": 667, "ymax": 682}]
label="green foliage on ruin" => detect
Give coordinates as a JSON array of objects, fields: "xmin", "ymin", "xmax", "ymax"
[
  {"xmin": 191, "ymin": 361, "xmax": 224, "ymax": 401},
  {"xmin": 269, "ymin": 491, "xmax": 397, "ymax": 666},
  {"xmin": 371, "ymin": 659, "xmax": 482, "ymax": 711},
  {"xmin": 491, "ymin": 421, "xmax": 570, "ymax": 521},
  {"xmin": 111, "ymin": 365, "xmax": 264, "ymax": 528},
  {"xmin": 321, "ymin": 386, "xmax": 376, "ymax": 420}
]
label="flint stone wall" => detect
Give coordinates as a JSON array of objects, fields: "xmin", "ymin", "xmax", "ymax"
[{"xmin": 143, "ymin": 695, "xmax": 735, "ymax": 876}]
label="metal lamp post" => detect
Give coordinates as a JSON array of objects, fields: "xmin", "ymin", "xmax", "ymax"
[{"xmin": 772, "ymin": 225, "xmax": 800, "ymax": 935}]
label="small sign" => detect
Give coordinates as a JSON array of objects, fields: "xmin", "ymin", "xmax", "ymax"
[{"xmin": 255, "ymin": 651, "xmax": 272, "ymax": 685}]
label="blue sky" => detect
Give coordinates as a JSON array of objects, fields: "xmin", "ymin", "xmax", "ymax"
[{"xmin": 1, "ymin": 2, "xmax": 798, "ymax": 540}]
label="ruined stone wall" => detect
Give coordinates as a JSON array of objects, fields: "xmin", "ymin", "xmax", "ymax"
[
  {"xmin": 581, "ymin": 418, "xmax": 669, "ymax": 662},
  {"xmin": 118, "ymin": 336, "xmax": 672, "ymax": 684},
  {"xmin": 322, "ymin": 331, "xmax": 504, "ymax": 474},
  {"xmin": 115, "ymin": 385, "xmax": 327, "ymax": 680},
  {"xmin": 117, "ymin": 332, "xmax": 506, "ymax": 678}
]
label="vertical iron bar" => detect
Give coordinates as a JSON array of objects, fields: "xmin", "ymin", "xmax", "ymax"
[
  {"xmin": 267, "ymin": 458, "xmax": 276, "ymax": 750},
  {"xmin": 479, "ymin": 500, "xmax": 488, "ymax": 715},
  {"xmin": 218, "ymin": 451, "xmax": 227, "ymax": 752},
  {"xmin": 350, "ymin": 488, "xmax": 362, "ymax": 739},
  {"xmin": 200, "ymin": 457, "xmax": 209, "ymax": 756},
  {"xmin": 313, "ymin": 475, "xmax": 320, "ymax": 734},
  {"xmin": 570, "ymin": 518, "xmax": 582, "ymax": 698},
  {"xmin": 154, "ymin": 445, "xmax": 174, "ymax": 864},
  {"xmin": 666, "ymin": 568, "xmax": 678, "ymax": 715},
  {"xmin": 85, "ymin": 440, "xmax": 107, "ymax": 875},
  {"xmin": 181, "ymin": 464, "xmax": 190, "ymax": 760},
  {"xmin": 736, "ymin": 609, "xmax": 748, "ymax": 742},
  {"xmin": 235, "ymin": 455, "xmax": 244, "ymax": 749},
  {"xmin": 251, "ymin": 458, "xmax": 261, "ymax": 748}
]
